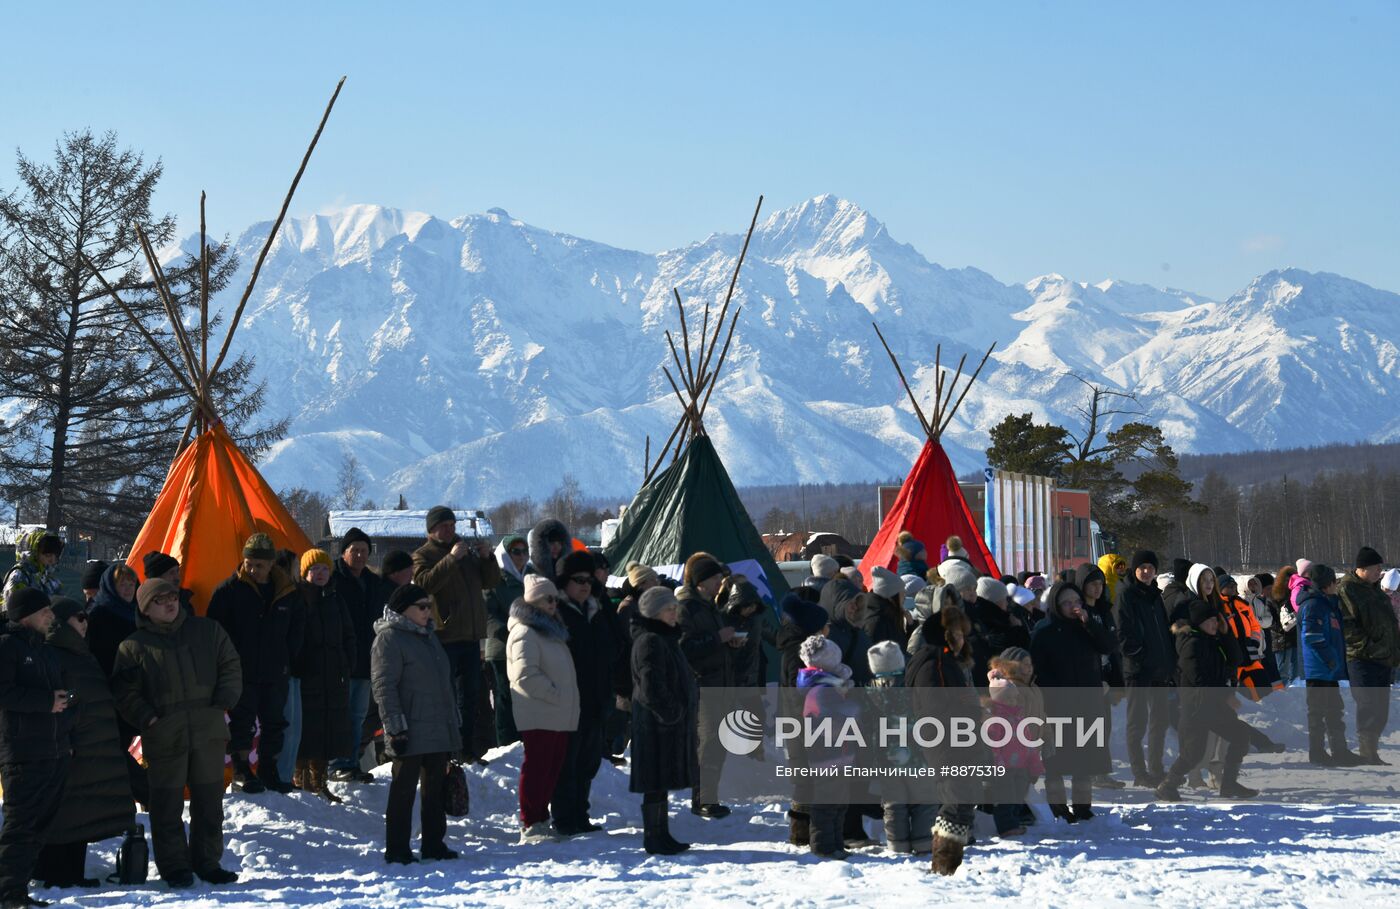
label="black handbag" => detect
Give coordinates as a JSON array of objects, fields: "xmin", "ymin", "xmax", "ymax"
[{"xmin": 444, "ymin": 761, "xmax": 470, "ymax": 817}]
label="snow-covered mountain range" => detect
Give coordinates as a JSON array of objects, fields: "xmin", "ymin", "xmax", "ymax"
[{"xmin": 189, "ymin": 195, "xmax": 1400, "ymax": 506}]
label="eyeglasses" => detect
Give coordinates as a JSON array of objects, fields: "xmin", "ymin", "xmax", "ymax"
[
  {"xmin": 567, "ymin": 574, "xmax": 592, "ymax": 585},
  {"xmin": 508, "ymin": 547, "xmax": 528, "ymax": 556}
]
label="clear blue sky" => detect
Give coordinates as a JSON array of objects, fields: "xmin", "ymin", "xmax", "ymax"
[{"xmin": 5, "ymin": 1, "xmax": 1397, "ymax": 298}]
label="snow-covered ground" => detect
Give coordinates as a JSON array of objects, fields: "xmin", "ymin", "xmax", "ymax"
[{"xmin": 39, "ymin": 739, "xmax": 1400, "ymax": 908}]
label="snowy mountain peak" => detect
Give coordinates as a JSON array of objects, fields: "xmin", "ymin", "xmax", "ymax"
[{"xmin": 184, "ymin": 196, "xmax": 1400, "ymax": 507}]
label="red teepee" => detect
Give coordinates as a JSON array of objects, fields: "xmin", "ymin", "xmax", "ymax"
[
  {"xmin": 858, "ymin": 324, "xmax": 1000, "ymax": 580},
  {"xmin": 860, "ymin": 439, "xmax": 998, "ymax": 578}
]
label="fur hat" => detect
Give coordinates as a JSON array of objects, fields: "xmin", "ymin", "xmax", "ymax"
[
  {"xmin": 523, "ymin": 576, "xmax": 558, "ymax": 604},
  {"xmin": 6, "ymin": 587, "xmax": 50, "ymax": 621},
  {"xmin": 840, "ymin": 566, "xmax": 864, "ymax": 589},
  {"xmin": 639, "ymin": 586, "xmax": 678, "ymax": 619},
  {"xmin": 425, "ymin": 505, "xmax": 455, "ymax": 533},
  {"xmin": 976, "ymin": 576, "xmax": 1008, "ymax": 607},
  {"xmin": 243, "ymin": 533, "xmax": 275, "ymax": 560},
  {"xmin": 136, "ymin": 579, "xmax": 178, "ymax": 614},
  {"xmin": 800, "ymin": 634, "xmax": 847, "ymax": 677},
  {"xmin": 867, "ymin": 639, "xmax": 906, "ymax": 676},
  {"xmin": 558, "ymin": 549, "xmax": 599, "ymax": 583},
  {"xmin": 1357, "ymin": 547, "xmax": 1384, "ymax": 569},
  {"xmin": 937, "ymin": 559, "xmax": 978, "ymax": 595},
  {"xmin": 870, "ymin": 566, "xmax": 902, "ymax": 600},
  {"xmin": 387, "ymin": 583, "xmax": 430, "ymax": 615},
  {"xmin": 810, "ymin": 553, "xmax": 839, "ymax": 580},
  {"xmin": 781, "ymin": 594, "xmax": 829, "ymax": 635},
  {"xmin": 685, "ymin": 553, "xmax": 728, "ymax": 588},
  {"xmin": 626, "ymin": 561, "xmax": 659, "ymax": 589},
  {"xmin": 142, "ymin": 551, "xmax": 179, "ymax": 581},
  {"xmin": 300, "ymin": 548, "xmax": 333, "ymax": 576},
  {"xmin": 340, "ymin": 526, "xmax": 372, "ymax": 552},
  {"xmin": 380, "ymin": 549, "xmax": 412, "ymax": 576}
]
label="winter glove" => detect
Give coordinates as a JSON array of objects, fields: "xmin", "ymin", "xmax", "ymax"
[{"xmin": 389, "ymin": 732, "xmax": 410, "ymax": 756}]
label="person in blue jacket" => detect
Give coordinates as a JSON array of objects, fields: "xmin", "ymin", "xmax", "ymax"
[{"xmin": 1297, "ymin": 563, "xmax": 1362, "ymax": 766}]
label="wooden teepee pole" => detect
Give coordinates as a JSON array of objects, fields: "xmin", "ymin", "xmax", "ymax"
[
  {"xmin": 134, "ymin": 226, "xmax": 203, "ymax": 388},
  {"xmin": 673, "ymin": 288, "xmax": 697, "ymax": 392},
  {"xmin": 695, "ymin": 194, "xmax": 762, "ymax": 388},
  {"xmin": 208, "ymin": 75, "xmax": 345, "ymax": 384},
  {"xmin": 872, "ymin": 321, "xmax": 932, "ymax": 438},
  {"xmin": 938, "ymin": 342, "xmax": 996, "ymax": 437},
  {"xmin": 81, "ymin": 254, "xmax": 214, "ymax": 423},
  {"xmin": 199, "ymin": 191, "xmax": 209, "ymax": 435},
  {"xmin": 697, "ymin": 307, "xmax": 742, "ymax": 423}
]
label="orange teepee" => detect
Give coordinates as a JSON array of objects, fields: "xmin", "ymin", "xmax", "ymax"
[{"xmin": 127, "ymin": 425, "xmax": 312, "ymax": 613}]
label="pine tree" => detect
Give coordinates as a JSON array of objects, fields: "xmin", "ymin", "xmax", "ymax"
[{"xmin": 0, "ymin": 130, "xmax": 285, "ymax": 542}]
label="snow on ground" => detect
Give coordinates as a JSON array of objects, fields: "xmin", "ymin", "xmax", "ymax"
[{"xmin": 39, "ymin": 741, "xmax": 1400, "ymax": 909}]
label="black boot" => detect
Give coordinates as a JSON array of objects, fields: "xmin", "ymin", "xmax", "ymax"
[
  {"xmin": 1359, "ymin": 734, "xmax": 1389, "ymax": 766},
  {"xmin": 642, "ymin": 801, "xmax": 686, "ymax": 855},
  {"xmin": 231, "ymin": 754, "xmax": 264, "ymax": 793},
  {"xmin": 1048, "ymin": 803, "xmax": 1077, "ymax": 823},
  {"xmin": 1218, "ymin": 758, "xmax": 1258, "ymax": 799},
  {"xmin": 1070, "ymin": 804, "xmax": 1095, "ymax": 821},
  {"xmin": 787, "ymin": 810, "xmax": 810, "ymax": 847}
]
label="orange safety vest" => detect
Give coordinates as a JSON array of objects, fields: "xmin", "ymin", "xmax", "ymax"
[{"xmin": 1222, "ymin": 594, "xmax": 1281, "ymax": 699}]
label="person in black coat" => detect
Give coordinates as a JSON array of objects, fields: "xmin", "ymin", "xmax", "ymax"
[
  {"xmin": 968, "ymin": 577, "xmax": 1032, "ymax": 689},
  {"xmin": 206, "ymin": 533, "xmax": 305, "ymax": 793},
  {"xmin": 629, "ymin": 587, "xmax": 698, "ymax": 855},
  {"xmin": 1030, "ymin": 581, "xmax": 1115, "ymax": 822},
  {"xmin": 860, "ymin": 568, "xmax": 911, "ymax": 652},
  {"xmin": 1113, "ymin": 550, "xmax": 1177, "ymax": 786},
  {"xmin": 1155, "ymin": 599, "xmax": 1279, "ymax": 801},
  {"xmin": 904, "ymin": 603, "xmax": 982, "ymax": 876},
  {"xmin": 552, "ymin": 550, "xmax": 621, "ymax": 835},
  {"xmin": 1075, "ymin": 561, "xmax": 1127, "ymax": 789},
  {"xmin": 826, "ymin": 592, "xmax": 873, "ymax": 687},
  {"xmin": 330, "ymin": 528, "xmax": 387, "ymax": 783},
  {"xmin": 1160, "ymin": 558, "xmax": 1193, "ymax": 625},
  {"xmin": 676, "ymin": 553, "xmax": 737, "ymax": 818},
  {"xmin": 0, "ymin": 588, "xmax": 73, "ymax": 908},
  {"xmin": 293, "ymin": 559, "xmax": 356, "ymax": 803},
  {"xmin": 85, "ymin": 562, "xmax": 152, "ymax": 807},
  {"xmin": 36, "ymin": 598, "xmax": 135, "ymax": 888}
]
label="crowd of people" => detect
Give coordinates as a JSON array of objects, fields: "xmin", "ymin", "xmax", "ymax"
[{"xmin": 1, "ymin": 518, "xmax": 1398, "ymax": 903}]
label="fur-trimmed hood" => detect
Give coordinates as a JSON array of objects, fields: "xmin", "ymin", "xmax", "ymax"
[
  {"xmin": 508, "ymin": 596, "xmax": 569, "ymax": 641},
  {"xmin": 528, "ymin": 519, "xmax": 571, "ymax": 582}
]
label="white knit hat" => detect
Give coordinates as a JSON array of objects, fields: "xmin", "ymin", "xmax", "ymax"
[
  {"xmin": 811, "ymin": 554, "xmax": 839, "ymax": 579},
  {"xmin": 902, "ymin": 574, "xmax": 928, "ymax": 598},
  {"xmin": 1382, "ymin": 568, "xmax": 1400, "ymax": 594},
  {"xmin": 799, "ymin": 634, "xmax": 847, "ymax": 677},
  {"xmin": 867, "ymin": 640, "xmax": 906, "ymax": 676},
  {"xmin": 938, "ymin": 559, "xmax": 978, "ymax": 595},
  {"xmin": 870, "ymin": 566, "xmax": 902, "ymax": 600},
  {"xmin": 976, "ymin": 576, "xmax": 1009, "ymax": 607},
  {"xmin": 523, "ymin": 576, "xmax": 558, "ymax": 603}
]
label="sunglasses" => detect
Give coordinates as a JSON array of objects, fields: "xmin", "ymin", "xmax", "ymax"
[
  {"xmin": 508, "ymin": 547, "xmax": 528, "ymax": 556},
  {"xmin": 412, "ymin": 601, "xmax": 432, "ymax": 611},
  {"xmin": 567, "ymin": 574, "xmax": 593, "ymax": 585}
]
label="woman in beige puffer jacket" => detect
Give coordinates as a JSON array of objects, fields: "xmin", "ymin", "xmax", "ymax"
[{"xmin": 507, "ymin": 577, "xmax": 579, "ymax": 842}]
